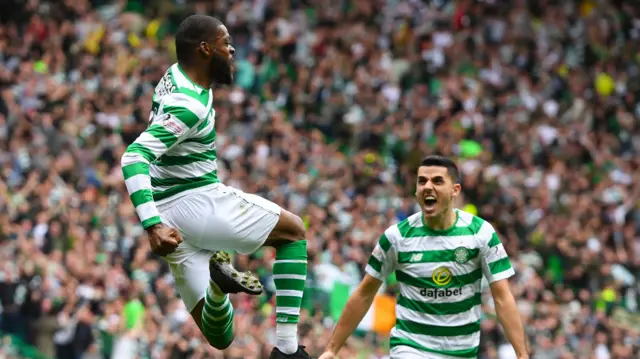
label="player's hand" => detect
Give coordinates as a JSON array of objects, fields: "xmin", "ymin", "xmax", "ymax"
[
  {"xmin": 146, "ymin": 223, "xmax": 182, "ymax": 256},
  {"xmin": 318, "ymin": 351, "xmax": 336, "ymax": 359}
]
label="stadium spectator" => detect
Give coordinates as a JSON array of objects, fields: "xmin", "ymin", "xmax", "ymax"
[{"xmin": 0, "ymin": 0, "xmax": 639, "ymax": 358}]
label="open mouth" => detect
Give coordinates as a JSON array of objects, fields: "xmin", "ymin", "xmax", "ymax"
[{"xmin": 424, "ymin": 196, "xmax": 437, "ymax": 208}]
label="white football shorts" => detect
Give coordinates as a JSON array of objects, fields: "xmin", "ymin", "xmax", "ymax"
[{"xmin": 157, "ymin": 182, "xmax": 281, "ymax": 312}]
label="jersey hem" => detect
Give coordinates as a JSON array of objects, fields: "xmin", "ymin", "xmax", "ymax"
[{"xmin": 154, "ymin": 182, "xmax": 223, "ymax": 209}]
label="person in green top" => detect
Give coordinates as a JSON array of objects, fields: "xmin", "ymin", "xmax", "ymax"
[
  {"xmin": 320, "ymin": 155, "xmax": 529, "ymax": 359},
  {"xmin": 122, "ymin": 290, "xmax": 146, "ymax": 330},
  {"xmin": 121, "ymin": 15, "xmax": 311, "ymax": 359}
]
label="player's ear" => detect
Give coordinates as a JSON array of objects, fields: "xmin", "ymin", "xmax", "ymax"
[
  {"xmin": 452, "ymin": 183, "xmax": 462, "ymax": 196},
  {"xmin": 199, "ymin": 41, "xmax": 211, "ymax": 57}
]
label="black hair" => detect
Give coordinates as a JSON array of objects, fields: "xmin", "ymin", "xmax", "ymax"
[
  {"xmin": 175, "ymin": 15, "xmax": 223, "ymax": 66},
  {"xmin": 419, "ymin": 155, "xmax": 460, "ymax": 183}
]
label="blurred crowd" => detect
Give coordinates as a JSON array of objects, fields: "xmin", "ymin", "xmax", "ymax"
[{"xmin": 1, "ymin": 0, "xmax": 639, "ymax": 358}]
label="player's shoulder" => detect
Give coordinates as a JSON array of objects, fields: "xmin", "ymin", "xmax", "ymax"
[
  {"xmin": 382, "ymin": 212, "xmax": 423, "ymax": 245},
  {"xmin": 154, "ymin": 64, "xmax": 213, "ymax": 120},
  {"xmin": 454, "ymin": 209, "xmax": 496, "ymax": 242},
  {"xmin": 454, "ymin": 209, "xmax": 486, "ymax": 234}
]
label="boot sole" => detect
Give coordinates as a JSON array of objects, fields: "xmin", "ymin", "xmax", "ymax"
[{"xmin": 209, "ymin": 251, "xmax": 263, "ymax": 295}]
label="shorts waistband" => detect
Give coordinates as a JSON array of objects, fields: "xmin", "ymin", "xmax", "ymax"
[{"xmin": 155, "ymin": 182, "xmax": 223, "ymax": 210}]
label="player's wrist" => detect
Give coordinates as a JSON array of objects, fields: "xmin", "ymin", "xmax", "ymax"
[
  {"xmin": 325, "ymin": 343, "xmax": 340, "ymax": 355},
  {"xmin": 145, "ymin": 223, "xmax": 165, "ymax": 233},
  {"xmin": 324, "ymin": 349, "xmax": 337, "ymax": 358}
]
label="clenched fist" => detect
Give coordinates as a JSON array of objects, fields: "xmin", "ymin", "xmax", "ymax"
[{"xmin": 146, "ymin": 223, "xmax": 183, "ymax": 256}]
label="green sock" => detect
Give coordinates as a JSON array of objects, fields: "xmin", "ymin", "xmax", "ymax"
[
  {"xmin": 273, "ymin": 240, "xmax": 308, "ymax": 354},
  {"xmin": 201, "ymin": 282, "xmax": 234, "ymax": 349}
]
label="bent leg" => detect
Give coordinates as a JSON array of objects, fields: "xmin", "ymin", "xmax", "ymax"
[
  {"xmin": 162, "ymin": 187, "xmax": 265, "ymax": 295},
  {"xmin": 198, "ymin": 282, "xmax": 235, "ymax": 349},
  {"xmin": 189, "ymin": 288, "xmax": 236, "ymax": 350},
  {"xmin": 166, "ymin": 248, "xmax": 236, "ymax": 350},
  {"xmin": 169, "ymin": 184, "xmax": 309, "ymax": 355},
  {"xmin": 159, "ymin": 188, "xmax": 268, "ymax": 351}
]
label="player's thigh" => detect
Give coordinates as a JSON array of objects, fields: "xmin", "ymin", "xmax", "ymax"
[
  {"xmin": 165, "ymin": 245, "xmax": 212, "ymax": 315},
  {"xmin": 169, "ymin": 184, "xmax": 282, "ymax": 254},
  {"xmin": 220, "ymin": 186, "xmax": 283, "ymax": 253},
  {"xmin": 221, "ymin": 188, "xmax": 308, "ymax": 250}
]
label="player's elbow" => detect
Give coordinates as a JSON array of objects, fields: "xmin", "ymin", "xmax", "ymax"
[{"xmin": 490, "ymin": 279, "xmax": 515, "ymax": 307}]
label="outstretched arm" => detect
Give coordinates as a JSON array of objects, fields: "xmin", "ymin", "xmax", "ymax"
[
  {"xmin": 321, "ymin": 230, "xmax": 397, "ymax": 358},
  {"xmin": 490, "ymin": 280, "xmax": 528, "ymax": 358},
  {"xmin": 321, "ymin": 274, "xmax": 382, "ymax": 358}
]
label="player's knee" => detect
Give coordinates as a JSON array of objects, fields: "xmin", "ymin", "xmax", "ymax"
[
  {"xmin": 267, "ymin": 210, "xmax": 306, "ymax": 246},
  {"xmin": 279, "ymin": 210, "xmax": 306, "ymax": 240},
  {"xmin": 288, "ymin": 212, "xmax": 306, "ymax": 240}
]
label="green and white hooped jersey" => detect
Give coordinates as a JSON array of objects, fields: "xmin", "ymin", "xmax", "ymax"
[
  {"xmin": 365, "ymin": 209, "xmax": 515, "ymax": 358},
  {"xmin": 121, "ymin": 63, "xmax": 219, "ymax": 229}
]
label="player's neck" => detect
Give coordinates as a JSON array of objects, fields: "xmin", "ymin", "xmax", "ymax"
[
  {"xmin": 423, "ymin": 208, "xmax": 456, "ymax": 231},
  {"xmin": 180, "ymin": 63, "xmax": 211, "ymax": 90}
]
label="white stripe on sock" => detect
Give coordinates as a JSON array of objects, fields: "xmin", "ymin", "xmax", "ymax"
[
  {"xmin": 205, "ymin": 295, "xmax": 229, "ymax": 311},
  {"xmin": 276, "ymin": 290, "xmax": 304, "ymax": 298},
  {"xmin": 203, "ymin": 304, "xmax": 232, "ymax": 322},
  {"xmin": 275, "ymin": 306, "xmax": 301, "ymax": 315},
  {"xmin": 272, "ymin": 274, "xmax": 306, "ymax": 280}
]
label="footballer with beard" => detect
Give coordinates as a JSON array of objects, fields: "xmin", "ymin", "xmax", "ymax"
[{"xmin": 121, "ymin": 15, "xmax": 311, "ymax": 358}]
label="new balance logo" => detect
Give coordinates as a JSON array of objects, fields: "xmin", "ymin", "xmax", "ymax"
[
  {"xmin": 410, "ymin": 253, "xmax": 423, "ymax": 262},
  {"xmin": 276, "ymin": 317, "xmax": 289, "ymax": 323}
]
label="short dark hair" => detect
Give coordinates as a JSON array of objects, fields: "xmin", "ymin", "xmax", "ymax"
[
  {"xmin": 419, "ymin": 155, "xmax": 460, "ymax": 183},
  {"xmin": 175, "ymin": 15, "xmax": 223, "ymax": 66}
]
